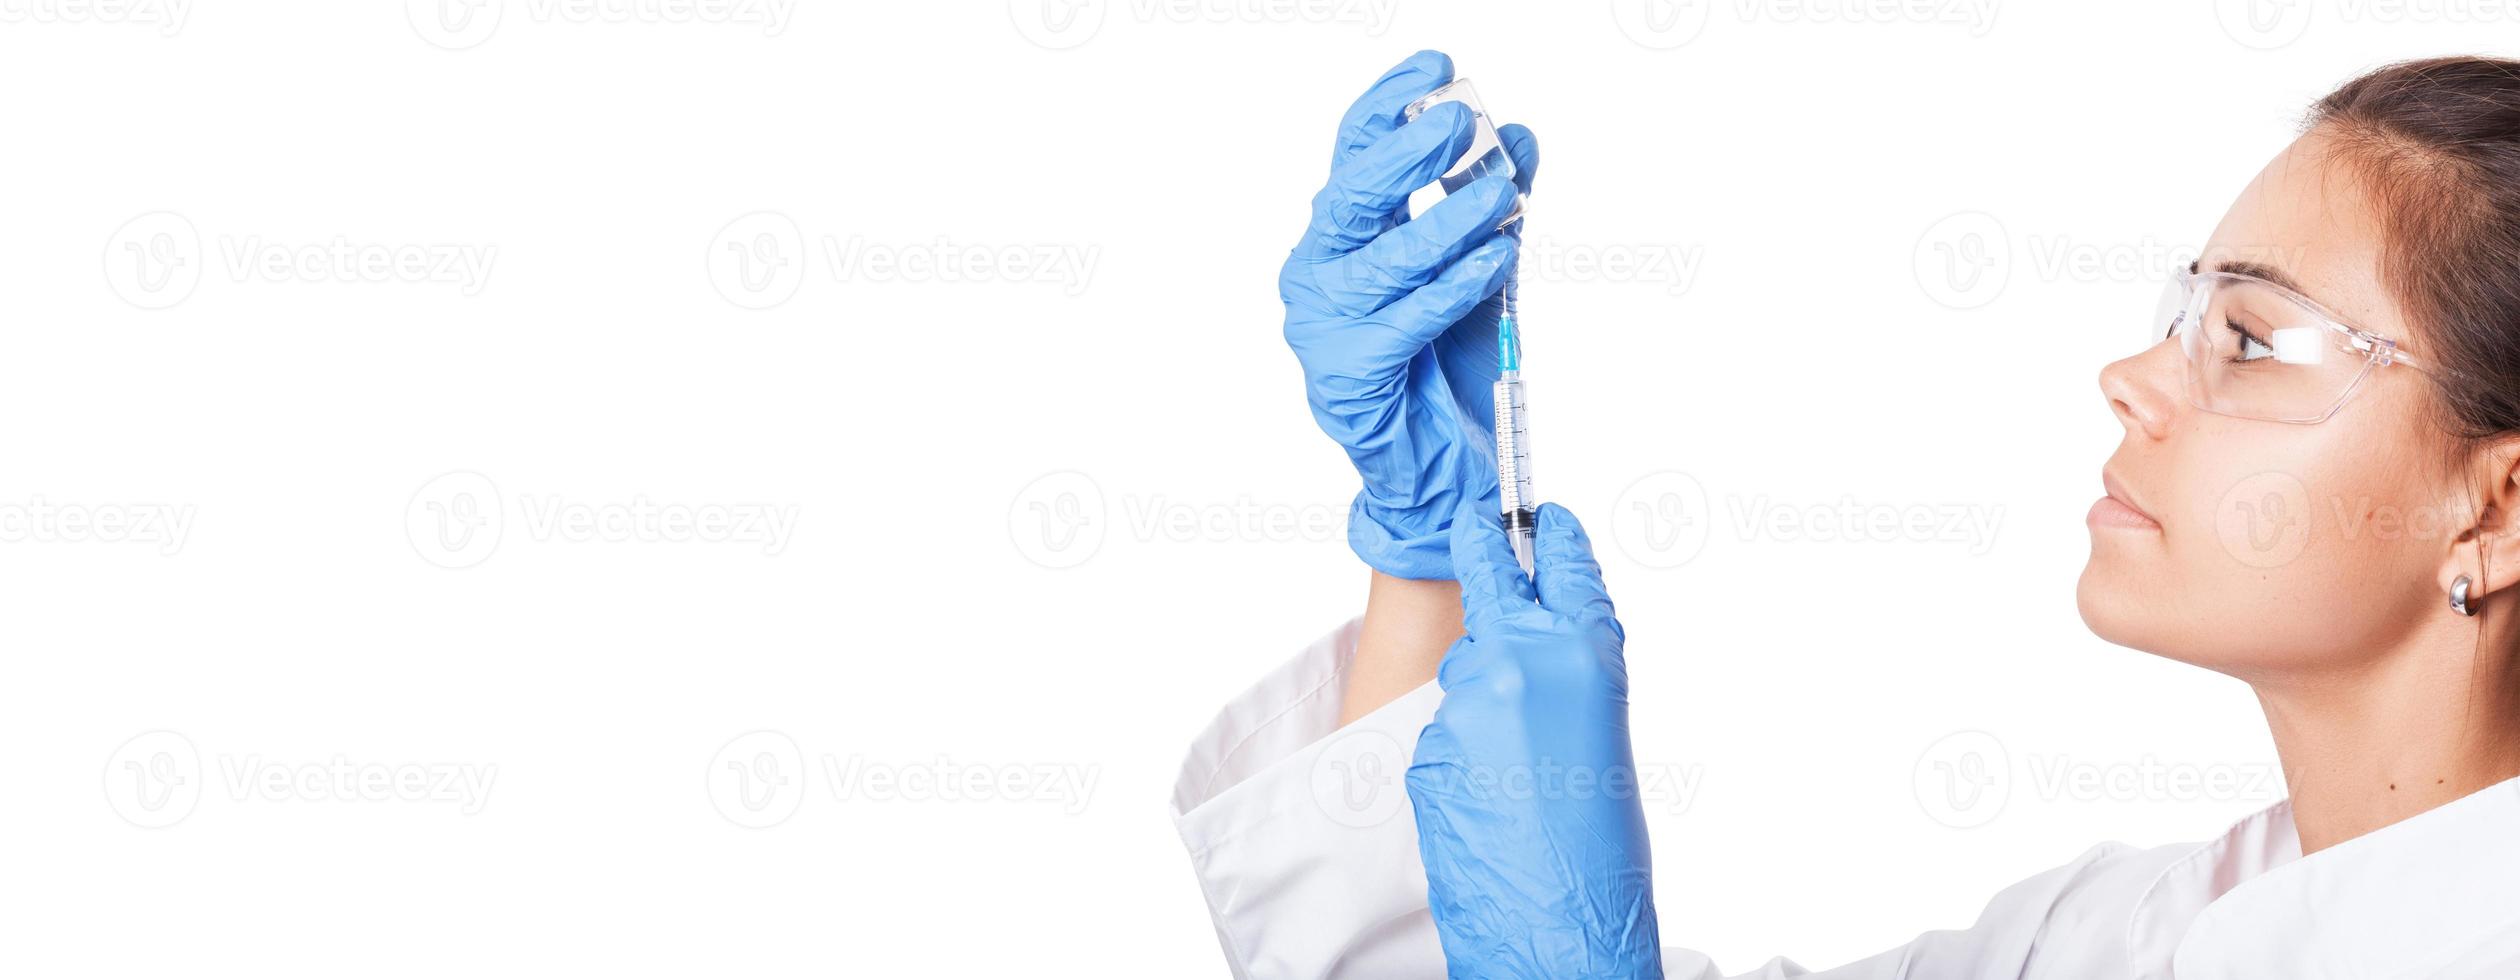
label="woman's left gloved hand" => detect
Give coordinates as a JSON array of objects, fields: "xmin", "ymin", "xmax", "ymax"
[{"xmin": 1405, "ymin": 500, "xmax": 1664, "ymax": 979}]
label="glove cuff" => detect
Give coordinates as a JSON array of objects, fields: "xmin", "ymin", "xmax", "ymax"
[{"xmin": 1348, "ymin": 493, "xmax": 1458, "ymax": 580}]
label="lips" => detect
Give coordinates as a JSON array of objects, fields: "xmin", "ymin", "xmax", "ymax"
[{"xmin": 2096, "ymin": 468, "xmax": 2162, "ymax": 529}]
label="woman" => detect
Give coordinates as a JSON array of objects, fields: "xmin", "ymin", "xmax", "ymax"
[{"xmin": 1171, "ymin": 51, "xmax": 2520, "ymax": 978}]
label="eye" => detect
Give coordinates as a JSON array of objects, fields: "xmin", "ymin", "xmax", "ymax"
[{"xmin": 2220, "ymin": 317, "xmax": 2276, "ymax": 363}]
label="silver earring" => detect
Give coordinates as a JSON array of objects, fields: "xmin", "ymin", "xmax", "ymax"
[{"xmin": 2451, "ymin": 574, "xmax": 2477, "ymax": 617}]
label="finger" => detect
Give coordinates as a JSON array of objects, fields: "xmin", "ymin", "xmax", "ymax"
[
  {"xmin": 1532, "ymin": 503, "xmax": 1615, "ymax": 620},
  {"xmin": 1430, "ymin": 635, "xmax": 1485, "ymax": 695},
  {"xmin": 1497, "ymin": 123, "xmax": 1539, "ymax": 199},
  {"xmin": 1300, "ymin": 101, "xmax": 1474, "ymax": 258},
  {"xmin": 1494, "ymin": 123, "xmax": 1539, "ymax": 242},
  {"xmin": 1330, "ymin": 49, "xmax": 1454, "ymax": 168},
  {"xmin": 1319, "ymin": 175, "xmax": 1518, "ymax": 310},
  {"xmin": 1362, "ymin": 235, "xmax": 1515, "ymax": 359},
  {"xmin": 1449, "ymin": 497, "xmax": 1534, "ymax": 633}
]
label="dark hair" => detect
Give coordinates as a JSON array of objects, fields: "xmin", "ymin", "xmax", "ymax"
[
  {"xmin": 2309, "ymin": 57, "xmax": 2520, "ymax": 638},
  {"xmin": 2310, "ymin": 56, "xmax": 2520, "ymax": 446}
]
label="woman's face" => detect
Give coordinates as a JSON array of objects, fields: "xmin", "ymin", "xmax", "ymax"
[{"xmin": 2077, "ymin": 126, "xmax": 2469, "ymax": 681}]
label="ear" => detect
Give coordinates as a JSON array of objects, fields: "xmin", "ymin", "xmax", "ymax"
[{"xmin": 2444, "ymin": 437, "xmax": 2520, "ymax": 603}]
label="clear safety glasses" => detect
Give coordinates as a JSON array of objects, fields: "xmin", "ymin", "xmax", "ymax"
[{"xmin": 2153, "ymin": 266, "xmax": 2426, "ymax": 424}]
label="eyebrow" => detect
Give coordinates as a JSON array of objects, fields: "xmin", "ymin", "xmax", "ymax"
[{"xmin": 2204, "ymin": 258, "xmax": 2305, "ymax": 294}]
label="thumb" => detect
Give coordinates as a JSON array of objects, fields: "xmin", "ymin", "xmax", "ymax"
[{"xmin": 1532, "ymin": 503, "xmax": 1613, "ymax": 620}]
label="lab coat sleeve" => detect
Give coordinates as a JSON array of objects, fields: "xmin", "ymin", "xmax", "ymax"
[
  {"xmin": 1169, "ymin": 617, "xmax": 1449, "ymax": 979},
  {"xmin": 1171, "ymin": 620, "xmax": 2133, "ymax": 980},
  {"xmin": 1662, "ymin": 841, "xmax": 2138, "ymax": 979}
]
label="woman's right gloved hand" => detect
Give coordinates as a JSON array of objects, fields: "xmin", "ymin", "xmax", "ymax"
[
  {"xmin": 1407, "ymin": 500, "xmax": 1664, "ymax": 978},
  {"xmin": 1279, "ymin": 49, "xmax": 1539, "ymax": 580}
]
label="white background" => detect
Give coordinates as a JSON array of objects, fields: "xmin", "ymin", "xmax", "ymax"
[{"xmin": 2, "ymin": 0, "xmax": 2510, "ymax": 975}]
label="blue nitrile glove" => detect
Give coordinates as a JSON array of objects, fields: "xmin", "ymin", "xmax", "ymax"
[
  {"xmin": 1280, "ymin": 49, "xmax": 1541, "ymax": 579},
  {"xmin": 1406, "ymin": 500, "xmax": 1664, "ymax": 979}
]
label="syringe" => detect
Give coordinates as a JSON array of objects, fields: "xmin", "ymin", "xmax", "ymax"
[{"xmin": 1494, "ymin": 277, "xmax": 1536, "ymax": 576}]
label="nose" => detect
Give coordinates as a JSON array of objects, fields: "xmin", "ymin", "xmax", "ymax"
[{"xmin": 2100, "ymin": 336, "xmax": 2182, "ymax": 441}]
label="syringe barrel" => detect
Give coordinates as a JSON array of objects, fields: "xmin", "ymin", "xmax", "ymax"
[
  {"xmin": 1494, "ymin": 371, "xmax": 1536, "ymax": 576},
  {"xmin": 1494, "ymin": 373, "xmax": 1531, "ymax": 514}
]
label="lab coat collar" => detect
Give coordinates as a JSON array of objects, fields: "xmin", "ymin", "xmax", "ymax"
[
  {"xmin": 2135, "ymin": 776, "xmax": 2520, "ymax": 979},
  {"xmin": 2123, "ymin": 797, "xmax": 2300, "ymax": 980}
]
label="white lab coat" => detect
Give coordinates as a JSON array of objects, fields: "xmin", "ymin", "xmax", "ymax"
[{"xmin": 1170, "ymin": 619, "xmax": 2520, "ymax": 979}]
